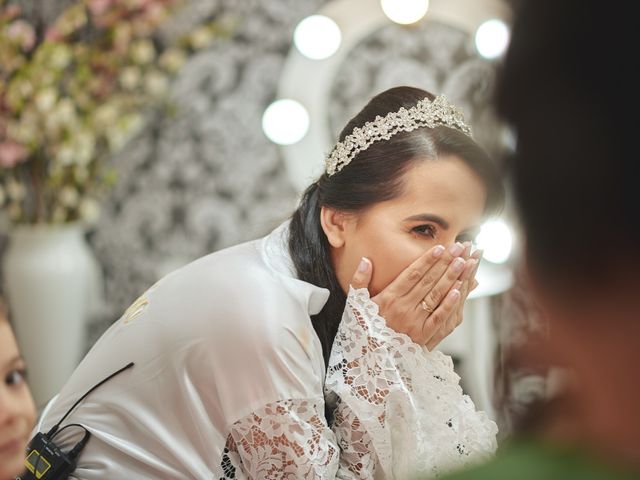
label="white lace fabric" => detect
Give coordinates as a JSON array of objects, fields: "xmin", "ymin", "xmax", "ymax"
[
  {"xmin": 223, "ymin": 399, "xmax": 339, "ymax": 479},
  {"xmin": 223, "ymin": 287, "xmax": 497, "ymax": 479},
  {"xmin": 325, "ymin": 287, "xmax": 498, "ymax": 479}
]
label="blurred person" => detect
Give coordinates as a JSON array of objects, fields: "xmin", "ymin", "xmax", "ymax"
[
  {"xmin": 0, "ymin": 297, "xmax": 36, "ymax": 480},
  {"xmin": 431, "ymin": 0, "xmax": 640, "ymax": 479},
  {"xmin": 34, "ymin": 86, "xmax": 503, "ymax": 479}
]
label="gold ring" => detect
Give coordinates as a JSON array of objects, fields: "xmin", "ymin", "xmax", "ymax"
[{"xmin": 420, "ymin": 300, "xmax": 432, "ymax": 312}]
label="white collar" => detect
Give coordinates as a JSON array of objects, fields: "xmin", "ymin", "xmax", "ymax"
[{"xmin": 261, "ymin": 220, "xmax": 330, "ymax": 315}]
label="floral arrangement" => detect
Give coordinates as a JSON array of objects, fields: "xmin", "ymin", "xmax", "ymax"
[{"xmin": 0, "ymin": 0, "xmax": 220, "ymax": 224}]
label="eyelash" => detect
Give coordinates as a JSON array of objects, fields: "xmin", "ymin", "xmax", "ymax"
[
  {"xmin": 5, "ymin": 368, "xmax": 27, "ymax": 387},
  {"xmin": 411, "ymin": 224, "xmax": 437, "ymax": 238}
]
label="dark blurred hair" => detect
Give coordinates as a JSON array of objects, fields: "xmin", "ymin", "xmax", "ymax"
[
  {"xmin": 496, "ymin": 0, "xmax": 639, "ymax": 289},
  {"xmin": 0, "ymin": 295, "xmax": 7, "ymax": 322},
  {"xmin": 289, "ymin": 86, "xmax": 505, "ymax": 366}
]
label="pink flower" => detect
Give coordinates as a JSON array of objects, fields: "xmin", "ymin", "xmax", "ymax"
[
  {"xmin": 0, "ymin": 4, "xmax": 21, "ymax": 22},
  {"xmin": 87, "ymin": 0, "xmax": 113, "ymax": 16},
  {"xmin": 44, "ymin": 26, "xmax": 63, "ymax": 42},
  {"xmin": 0, "ymin": 141, "xmax": 28, "ymax": 168},
  {"xmin": 6, "ymin": 20, "xmax": 36, "ymax": 51}
]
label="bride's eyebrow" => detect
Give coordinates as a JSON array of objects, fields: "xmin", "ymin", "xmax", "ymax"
[{"xmin": 403, "ymin": 213, "xmax": 449, "ymax": 230}]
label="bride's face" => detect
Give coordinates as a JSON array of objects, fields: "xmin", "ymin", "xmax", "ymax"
[{"xmin": 329, "ymin": 156, "xmax": 487, "ymax": 296}]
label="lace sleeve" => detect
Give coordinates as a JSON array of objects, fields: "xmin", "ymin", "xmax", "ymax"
[
  {"xmin": 325, "ymin": 287, "xmax": 499, "ymax": 479},
  {"xmin": 220, "ymin": 398, "xmax": 375, "ymax": 479}
]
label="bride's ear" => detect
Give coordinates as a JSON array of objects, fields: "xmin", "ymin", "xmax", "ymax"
[{"xmin": 320, "ymin": 206, "xmax": 351, "ymax": 248}]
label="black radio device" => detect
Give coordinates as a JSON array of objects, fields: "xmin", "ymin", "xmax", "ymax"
[{"xmin": 17, "ymin": 362, "xmax": 134, "ymax": 480}]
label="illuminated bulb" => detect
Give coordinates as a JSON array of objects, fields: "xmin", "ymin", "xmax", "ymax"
[
  {"xmin": 262, "ymin": 99, "xmax": 310, "ymax": 145},
  {"xmin": 294, "ymin": 15, "xmax": 342, "ymax": 60},
  {"xmin": 380, "ymin": 0, "xmax": 429, "ymax": 25},
  {"xmin": 475, "ymin": 219, "xmax": 513, "ymax": 264},
  {"xmin": 475, "ymin": 19, "xmax": 510, "ymax": 59}
]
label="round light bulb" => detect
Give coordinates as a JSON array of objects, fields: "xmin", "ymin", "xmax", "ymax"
[
  {"xmin": 475, "ymin": 219, "xmax": 513, "ymax": 264},
  {"xmin": 380, "ymin": 0, "xmax": 429, "ymax": 25},
  {"xmin": 475, "ymin": 19, "xmax": 510, "ymax": 59},
  {"xmin": 262, "ymin": 99, "xmax": 310, "ymax": 145},
  {"xmin": 294, "ymin": 15, "xmax": 342, "ymax": 60}
]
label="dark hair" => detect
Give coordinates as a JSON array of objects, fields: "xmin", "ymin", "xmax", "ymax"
[
  {"xmin": 0, "ymin": 295, "xmax": 7, "ymax": 323},
  {"xmin": 495, "ymin": 0, "xmax": 639, "ymax": 289},
  {"xmin": 289, "ymin": 86, "xmax": 504, "ymax": 366}
]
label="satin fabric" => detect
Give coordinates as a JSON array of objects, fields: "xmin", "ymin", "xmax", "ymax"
[{"xmin": 36, "ymin": 222, "xmax": 331, "ymax": 479}]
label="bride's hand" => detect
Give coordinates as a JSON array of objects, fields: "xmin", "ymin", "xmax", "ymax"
[
  {"xmin": 425, "ymin": 244, "xmax": 482, "ymax": 350},
  {"xmin": 349, "ymin": 243, "xmax": 477, "ymax": 346}
]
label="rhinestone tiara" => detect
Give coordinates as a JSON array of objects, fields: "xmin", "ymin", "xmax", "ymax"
[{"xmin": 325, "ymin": 95, "xmax": 472, "ymax": 176}]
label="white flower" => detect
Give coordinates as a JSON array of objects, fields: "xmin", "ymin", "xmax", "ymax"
[
  {"xmin": 35, "ymin": 88, "xmax": 58, "ymax": 112},
  {"xmin": 73, "ymin": 131, "xmax": 96, "ymax": 165},
  {"xmin": 144, "ymin": 70, "xmax": 169, "ymax": 97},
  {"xmin": 55, "ymin": 144, "xmax": 76, "ymax": 166},
  {"xmin": 46, "ymin": 98, "xmax": 77, "ymax": 134},
  {"xmin": 190, "ymin": 26, "xmax": 214, "ymax": 49},
  {"xmin": 131, "ymin": 40, "xmax": 156, "ymax": 64},
  {"xmin": 79, "ymin": 198, "xmax": 100, "ymax": 224},
  {"xmin": 55, "ymin": 98, "xmax": 76, "ymax": 124},
  {"xmin": 58, "ymin": 186, "xmax": 80, "ymax": 208},
  {"xmin": 159, "ymin": 48, "xmax": 186, "ymax": 72},
  {"xmin": 119, "ymin": 66, "xmax": 141, "ymax": 90},
  {"xmin": 94, "ymin": 103, "xmax": 119, "ymax": 129},
  {"xmin": 49, "ymin": 44, "xmax": 72, "ymax": 70}
]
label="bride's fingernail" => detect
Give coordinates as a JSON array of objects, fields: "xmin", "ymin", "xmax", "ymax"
[
  {"xmin": 432, "ymin": 245, "xmax": 445, "ymax": 257},
  {"xmin": 449, "ymin": 242, "xmax": 464, "ymax": 256},
  {"xmin": 453, "ymin": 257, "xmax": 465, "ymax": 272},
  {"xmin": 358, "ymin": 257, "xmax": 370, "ymax": 272}
]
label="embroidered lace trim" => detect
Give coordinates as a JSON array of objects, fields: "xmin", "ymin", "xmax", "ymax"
[
  {"xmin": 325, "ymin": 287, "xmax": 498, "ymax": 479},
  {"xmin": 220, "ymin": 398, "xmax": 374, "ymax": 479}
]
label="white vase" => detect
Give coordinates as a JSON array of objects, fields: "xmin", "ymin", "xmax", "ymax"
[{"xmin": 2, "ymin": 223, "xmax": 102, "ymax": 408}]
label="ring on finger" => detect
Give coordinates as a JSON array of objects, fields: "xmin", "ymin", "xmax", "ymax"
[{"xmin": 420, "ymin": 300, "xmax": 434, "ymax": 313}]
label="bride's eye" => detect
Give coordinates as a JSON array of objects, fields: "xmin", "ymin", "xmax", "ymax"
[{"xmin": 412, "ymin": 224, "xmax": 437, "ymax": 238}]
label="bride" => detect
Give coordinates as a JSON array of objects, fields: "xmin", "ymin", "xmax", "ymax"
[{"xmin": 36, "ymin": 86, "xmax": 502, "ymax": 479}]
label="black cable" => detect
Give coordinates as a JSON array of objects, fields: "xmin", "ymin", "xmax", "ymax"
[
  {"xmin": 50, "ymin": 423, "xmax": 88, "ymax": 441},
  {"xmin": 29, "ymin": 424, "xmax": 91, "ymax": 477},
  {"xmin": 26, "ymin": 362, "xmax": 134, "ymax": 478},
  {"xmin": 46, "ymin": 362, "xmax": 134, "ymax": 438},
  {"xmin": 49, "ymin": 424, "xmax": 92, "ymax": 459}
]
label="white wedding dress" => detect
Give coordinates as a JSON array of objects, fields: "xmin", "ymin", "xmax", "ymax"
[{"xmin": 37, "ymin": 221, "xmax": 497, "ymax": 479}]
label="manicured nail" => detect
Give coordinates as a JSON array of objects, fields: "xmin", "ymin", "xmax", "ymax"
[
  {"xmin": 472, "ymin": 249, "xmax": 484, "ymax": 260},
  {"xmin": 432, "ymin": 245, "xmax": 445, "ymax": 257},
  {"xmin": 449, "ymin": 242, "xmax": 464, "ymax": 256},
  {"xmin": 358, "ymin": 257, "xmax": 370, "ymax": 273},
  {"xmin": 450, "ymin": 289, "xmax": 461, "ymax": 300},
  {"xmin": 453, "ymin": 257, "xmax": 465, "ymax": 272},
  {"xmin": 468, "ymin": 258, "xmax": 478, "ymax": 270}
]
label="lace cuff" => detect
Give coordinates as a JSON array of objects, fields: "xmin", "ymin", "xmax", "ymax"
[
  {"xmin": 221, "ymin": 398, "xmax": 373, "ymax": 479},
  {"xmin": 325, "ymin": 287, "xmax": 498, "ymax": 479}
]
